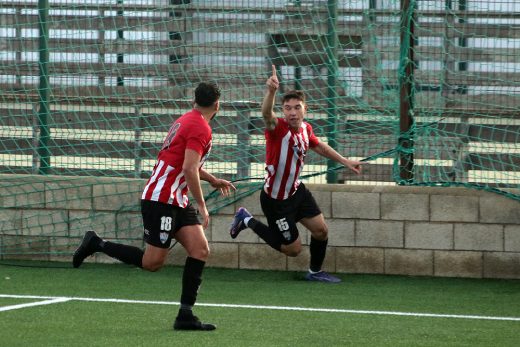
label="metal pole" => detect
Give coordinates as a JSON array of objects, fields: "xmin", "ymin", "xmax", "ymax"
[
  {"xmin": 326, "ymin": 0, "xmax": 338, "ymax": 183},
  {"xmin": 134, "ymin": 107, "xmax": 143, "ymax": 178},
  {"xmin": 457, "ymin": 0, "xmax": 468, "ymax": 94},
  {"xmin": 399, "ymin": 0, "xmax": 416, "ymax": 183},
  {"xmin": 37, "ymin": 0, "xmax": 50, "ymax": 174},
  {"xmin": 294, "ymin": 0, "xmax": 302, "ymax": 91},
  {"xmin": 117, "ymin": 0, "xmax": 124, "ymax": 86}
]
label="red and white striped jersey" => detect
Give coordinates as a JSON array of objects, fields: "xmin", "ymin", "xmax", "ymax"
[
  {"xmin": 263, "ymin": 118, "xmax": 319, "ymax": 200},
  {"xmin": 141, "ymin": 109, "xmax": 212, "ymax": 207}
]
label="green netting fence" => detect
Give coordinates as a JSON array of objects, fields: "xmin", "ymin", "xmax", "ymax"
[{"xmin": 0, "ymin": 0, "xmax": 519, "ymax": 259}]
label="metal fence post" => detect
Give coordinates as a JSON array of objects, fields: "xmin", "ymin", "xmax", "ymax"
[
  {"xmin": 37, "ymin": 0, "xmax": 51, "ymax": 174},
  {"xmin": 326, "ymin": 0, "xmax": 338, "ymax": 183}
]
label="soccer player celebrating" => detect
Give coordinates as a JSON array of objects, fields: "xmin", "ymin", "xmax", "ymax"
[
  {"xmin": 73, "ymin": 82, "xmax": 235, "ymax": 330},
  {"xmin": 230, "ymin": 66, "xmax": 363, "ymax": 283}
]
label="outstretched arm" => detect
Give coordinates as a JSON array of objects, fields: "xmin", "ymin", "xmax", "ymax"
[
  {"xmin": 261, "ymin": 65, "xmax": 279, "ymax": 131},
  {"xmin": 311, "ymin": 142, "xmax": 363, "ymax": 175},
  {"xmin": 200, "ymin": 168, "xmax": 236, "ymax": 197}
]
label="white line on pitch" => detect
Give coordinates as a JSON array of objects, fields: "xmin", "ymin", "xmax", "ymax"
[
  {"xmin": 0, "ymin": 297, "xmax": 71, "ymax": 312},
  {"xmin": 1, "ymin": 294, "xmax": 519, "ymax": 322}
]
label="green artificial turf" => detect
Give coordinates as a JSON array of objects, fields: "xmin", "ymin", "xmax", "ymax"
[{"xmin": 1, "ymin": 261, "xmax": 519, "ymax": 346}]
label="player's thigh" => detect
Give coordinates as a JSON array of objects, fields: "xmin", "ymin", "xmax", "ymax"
[
  {"xmin": 142, "ymin": 243, "xmax": 169, "ymax": 271},
  {"xmin": 261, "ymin": 190, "xmax": 300, "ymax": 244},
  {"xmin": 141, "ymin": 200, "xmax": 178, "ymax": 249},
  {"xmin": 174, "ymin": 224, "xmax": 209, "ymax": 261},
  {"xmin": 299, "ymin": 213, "xmax": 328, "ymax": 240},
  {"xmin": 281, "ymin": 236, "xmax": 302, "ymax": 257}
]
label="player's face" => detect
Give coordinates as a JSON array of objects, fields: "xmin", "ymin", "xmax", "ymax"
[{"xmin": 282, "ymin": 98, "xmax": 306, "ymax": 130}]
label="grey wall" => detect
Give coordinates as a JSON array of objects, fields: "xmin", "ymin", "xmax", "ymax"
[{"xmin": 1, "ymin": 174, "xmax": 519, "ymax": 279}]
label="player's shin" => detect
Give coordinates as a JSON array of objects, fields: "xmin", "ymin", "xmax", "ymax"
[
  {"xmin": 100, "ymin": 241, "xmax": 144, "ymax": 268},
  {"xmin": 309, "ymin": 237, "xmax": 328, "ymax": 272},
  {"xmin": 179, "ymin": 256, "xmax": 205, "ymax": 312},
  {"xmin": 248, "ymin": 219, "xmax": 282, "ymax": 251}
]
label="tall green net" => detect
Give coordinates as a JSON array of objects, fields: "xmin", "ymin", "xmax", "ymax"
[{"xmin": 0, "ymin": 0, "xmax": 519, "ymax": 259}]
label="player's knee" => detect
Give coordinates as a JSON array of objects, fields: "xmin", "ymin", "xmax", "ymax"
[
  {"xmin": 281, "ymin": 244, "xmax": 301, "ymax": 257},
  {"xmin": 188, "ymin": 245, "xmax": 210, "ymax": 261},
  {"xmin": 145, "ymin": 265, "xmax": 161, "ymax": 272},
  {"xmin": 284, "ymin": 249, "xmax": 300, "ymax": 257},
  {"xmin": 142, "ymin": 259, "xmax": 164, "ymax": 272},
  {"xmin": 312, "ymin": 226, "xmax": 328, "ymax": 240}
]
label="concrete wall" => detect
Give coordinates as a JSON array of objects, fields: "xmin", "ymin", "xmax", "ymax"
[{"xmin": 1, "ymin": 174, "xmax": 519, "ymax": 279}]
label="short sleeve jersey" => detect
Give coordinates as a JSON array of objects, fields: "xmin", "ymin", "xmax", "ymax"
[
  {"xmin": 141, "ymin": 109, "xmax": 212, "ymax": 207},
  {"xmin": 263, "ymin": 117, "xmax": 319, "ymax": 200}
]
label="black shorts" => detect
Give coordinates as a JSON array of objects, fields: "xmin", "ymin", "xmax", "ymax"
[
  {"xmin": 260, "ymin": 183, "xmax": 321, "ymax": 245},
  {"xmin": 140, "ymin": 200, "xmax": 201, "ymax": 249}
]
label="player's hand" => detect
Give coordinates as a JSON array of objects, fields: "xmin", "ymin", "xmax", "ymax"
[
  {"xmin": 266, "ymin": 65, "xmax": 279, "ymax": 92},
  {"xmin": 344, "ymin": 159, "xmax": 363, "ymax": 175},
  {"xmin": 198, "ymin": 203, "xmax": 210, "ymax": 229},
  {"xmin": 210, "ymin": 178, "xmax": 236, "ymax": 197}
]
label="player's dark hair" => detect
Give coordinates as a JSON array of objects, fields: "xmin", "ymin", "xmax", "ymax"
[
  {"xmin": 194, "ymin": 82, "xmax": 221, "ymax": 107},
  {"xmin": 281, "ymin": 90, "xmax": 306, "ymax": 104}
]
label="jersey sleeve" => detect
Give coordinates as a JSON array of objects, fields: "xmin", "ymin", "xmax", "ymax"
[
  {"xmin": 306, "ymin": 122, "xmax": 320, "ymax": 148},
  {"xmin": 265, "ymin": 117, "xmax": 286, "ymax": 140},
  {"xmin": 185, "ymin": 123, "xmax": 211, "ymax": 155}
]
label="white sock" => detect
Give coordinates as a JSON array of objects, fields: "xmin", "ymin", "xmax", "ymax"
[
  {"xmin": 308, "ymin": 269, "xmax": 320, "ymax": 274},
  {"xmin": 244, "ymin": 216, "xmax": 252, "ymax": 227}
]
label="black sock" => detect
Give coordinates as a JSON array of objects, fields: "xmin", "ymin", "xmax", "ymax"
[
  {"xmin": 100, "ymin": 241, "xmax": 144, "ymax": 268},
  {"xmin": 309, "ymin": 237, "xmax": 328, "ymax": 272},
  {"xmin": 248, "ymin": 218, "xmax": 282, "ymax": 252},
  {"xmin": 179, "ymin": 257, "xmax": 205, "ymax": 314}
]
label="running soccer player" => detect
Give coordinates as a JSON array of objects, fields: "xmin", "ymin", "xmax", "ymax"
[
  {"xmin": 73, "ymin": 82, "xmax": 235, "ymax": 331},
  {"xmin": 230, "ymin": 66, "xmax": 363, "ymax": 283}
]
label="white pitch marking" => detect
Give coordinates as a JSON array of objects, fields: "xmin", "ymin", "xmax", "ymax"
[
  {"xmin": 1, "ymin": 294, "xmax": 519, "ymax": 322},
  {"xmin": 0, "ymin": 297, "xmax": 71, "ymax": 312}
]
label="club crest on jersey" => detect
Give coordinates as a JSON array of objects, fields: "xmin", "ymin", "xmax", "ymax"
[
  {"xmin": 159, "ymin": 232, "xmax": 169, "ymax": 244},
  {"xmin": 282, "ymin": 231, "xmax": 291, "ymax": 240},
  {"xmin": 293, "ymin": 144, "xmax": 306, "ymax": 159}
]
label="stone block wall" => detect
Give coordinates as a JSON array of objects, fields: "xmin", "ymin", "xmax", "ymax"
[
  {"xmin": 203, "ymin": 185, "xmax": 520, "ymax": 279},
  {"xmin": 0, "ymin": 174, "xmax": 519, "ymax": 279}
]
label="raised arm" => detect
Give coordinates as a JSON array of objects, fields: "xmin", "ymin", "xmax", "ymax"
[{"xmin": 261, "ymin": 65, "xmax": 279, "ymax": 131}]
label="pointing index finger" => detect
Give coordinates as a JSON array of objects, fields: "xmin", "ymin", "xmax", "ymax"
[{"xmin": 271, "ymin": 65, "xmax": 277, "ymax": 78}]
